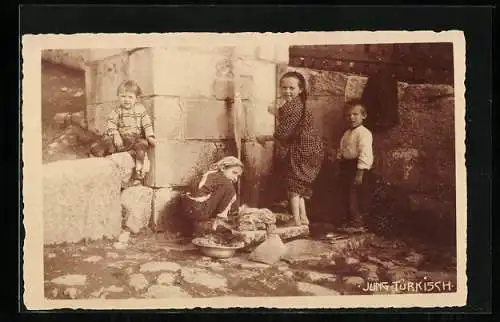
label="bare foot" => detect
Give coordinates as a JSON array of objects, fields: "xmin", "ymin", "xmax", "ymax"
[
  {"xmin": 301, "ymin": 218, "xmax": 310, "ymax": 225},
  {"xmin": 294, "ymin": 216, "xmax": 302, "ymax": 226}
]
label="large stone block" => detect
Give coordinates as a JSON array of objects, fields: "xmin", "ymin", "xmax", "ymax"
[
  {"xmin": 151, "ymin": 47, "xmax": 233, "ymax": 99},
  {"xmin": 86, "ymin": 49, "xmax": 130, "ymax": 62},
  {"xmin": 275, "ymin": 45, "xmax": 290, "ymax": 64},
  {"xmin": 247, "ymin": 60, "xmax": 278, "ymax": 102},
  {"xmin": 106, "ymin": 152, "xmax": 135, "ymax": 187},
  {"xmin": 182, "ymin": 99, "xmax": 232, "ymax": 140},
  {"xmin": 344, "ymin": 75, "xmax": 368, "ymax": 100},
  {"xmin": 277, "ymin": 66, "xmax": 347, "ymax": 97},
  {"xmin": 86, "ymin": 52, "xmax": 130, "ymax": 104},
  {"xmin": 142, "ymin": 96, "xmax": 183, "ymax": 140},
  {"xmin": 43, "ymin": 158, "xmax": 122, "ymax": 245},
  {"xmin": 212, "ymin": 75, "xmax": 254, "ymax": 100},
  {"xmin": 122, "ymin": 186, "xmax": 154, "ymax": 234},
  {"xmin": 128, "ymin": 48, "xmax": 155, "ymax": 97},
  {"xmin": 242, "ymin": 99, "xmax": 275, "ymax": 138},
  {"xmin": 401, "ymin": 84, "xmax": 454, "ymax": 105},
  {"xmin": 374, "ymin": 92, "xmax": 455, "ymax": 194},
  {"xmin": 306, "ymin": 95, "xmax": 346, "ymax": 148},
  {"xmin": 256, "ymin": 44, "xmax": 276, "ymax": 62},
  {"xmin": 240, "ymin": 141, "xmax": 275, "ymax": 207},
  {"xmin": 145, "ymin": 139, "xmax": 235, "ymax": 188},
  {"xmin": 151, "ymin": 187, "xmax": 183, "ymax": 233}
]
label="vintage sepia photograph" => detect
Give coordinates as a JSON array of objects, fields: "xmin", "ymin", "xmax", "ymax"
[{"xmin": 22, "ymin": 31, "xmax": 467, "ymax": 309}]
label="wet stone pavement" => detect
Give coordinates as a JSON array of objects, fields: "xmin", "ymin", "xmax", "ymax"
[{"xmin": 44, "ymin": 231, "xmax": 457, "ymax": 299}]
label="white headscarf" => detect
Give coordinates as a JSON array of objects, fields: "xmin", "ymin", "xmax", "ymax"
[
  {"xmin": 198, "ymin": 156, "xmax": 244, "ymax": 190},
  {"xmin": 208, "ymin": 156, "xmax": 244, "ymax": 172}
]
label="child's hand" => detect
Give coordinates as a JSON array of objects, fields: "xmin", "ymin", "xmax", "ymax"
[
  {"xmin": 147, "ymin": 136, "xmax": 156, "ymax": 147},
  {"xmin": 113, "ymin": 135, "xmax": 124, "ymax": 150},
  {"xmin": 255, "ymin": 136, "xmax": 267, "ymax": 146},
  {"xmin": 267, "ymin": 101, "xmax": 279, "ymax": 116},
  {"xmin": 354, "ymin": 170, "xmax": 364, "ymax": 185},
  {"xmin": 211, "ymin": 217, "xmax": 228, "ymax": 231}
]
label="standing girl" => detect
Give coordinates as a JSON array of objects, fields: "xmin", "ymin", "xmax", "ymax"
[{"xmin": 274, "ymin": 71, "xmax": 325, "ymax": 226}]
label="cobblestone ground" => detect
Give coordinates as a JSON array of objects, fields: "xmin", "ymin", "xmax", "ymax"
[{"xmin": 44, "ymin": 230, "xmax": 457, "ymax": 299}]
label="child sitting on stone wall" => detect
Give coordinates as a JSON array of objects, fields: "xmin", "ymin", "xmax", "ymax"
[
  {"xmin": 90, "ymin": 80, "xmax": 156, "ymax": 185},
  {"xmin": 181, "ymin": 156, "xmax": 244, "ymax": 236}
]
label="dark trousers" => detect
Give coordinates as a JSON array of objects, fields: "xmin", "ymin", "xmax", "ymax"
[
  {"xmin": 90, "ymin": 133, "xmax": 149, "ymax": 163},
  {"xmin": 338, "ymin": 159, "xmax": 373, "ymax": 226}
]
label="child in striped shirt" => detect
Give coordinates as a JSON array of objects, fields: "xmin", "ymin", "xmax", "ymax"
[{"xmin": 91, "ymin": 80, "xmax": 156, "ymax": 184}]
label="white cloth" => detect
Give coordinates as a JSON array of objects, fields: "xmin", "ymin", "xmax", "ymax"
[{"xmin": 337, "ymin": 125, "xmax": 374, "ymax": 170}]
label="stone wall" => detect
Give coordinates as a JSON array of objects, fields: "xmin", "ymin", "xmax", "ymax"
[
  {"xmin": 83, "ymin": 45, "xmax": 287, "ymax": 232},
  {"xmin": 277, "ymin": 65, "xmax": 456, "ymax": 230},
  {"xmin": 47, "ymin": 46, "xmax": 455, "ymax": 239}
]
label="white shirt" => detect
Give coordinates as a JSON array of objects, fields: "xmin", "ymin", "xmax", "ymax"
[{"xmin": 337, "ymin": 125, "xmax": 374, "ymax": 170}]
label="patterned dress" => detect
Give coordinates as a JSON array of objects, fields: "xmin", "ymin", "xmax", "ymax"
[{"xmin": 275, "ymin": 97, "xmax": 325, "ymax": 199}]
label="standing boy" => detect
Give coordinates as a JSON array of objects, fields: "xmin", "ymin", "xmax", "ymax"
[{"xmin": 337, "ymin": 99, "xmax": 374, "ymax": 231}]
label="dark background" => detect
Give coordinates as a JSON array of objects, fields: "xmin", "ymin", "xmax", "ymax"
[{"xmin": 14, "ymin": 4, "xmax": 493, "ymax": 318}]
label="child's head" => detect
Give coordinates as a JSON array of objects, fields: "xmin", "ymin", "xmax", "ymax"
[
  {"xmin": 117, "ymin": 80, "xmax": 143, "ymax": 109},
  {"xmin": 213, "ymin": 156, "xmax": 244, "ymax": 183},
  {"xmin": 279, "ymin": 71, "xmax": 307, "ymax": 104},
  {"xmin": 344, "ymin": 99, "xmax": 367, "ymax": 128}
]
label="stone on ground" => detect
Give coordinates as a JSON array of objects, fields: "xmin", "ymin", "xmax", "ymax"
[
  {"xmin": 157, "ymin": 272, "xmax": 177, "ymax": 285},
  {"xmin": 405, "ymin": 250, "xmax": 425, "ymax": 266},
  {"xmin": 83, "ymin": 255, "xmax": 103, "ymax": 263},
  {"xmin": 180, "ymin": 267, "xmax": 228, "ymax": 290},
  {"xmin": 358, "ymin": 263, "xmax": 379, "ymax": 281},
  {"xmin": 386, "ymin": 266, "xmax": 418, "ymax": 283},
  {"xmin": 281, "ymin": 239, "xmax": 332, "ymax": 264},
  {"xmin": 128, "ymin": 273, "xmax": 149, "ymax": 291},
  {"xmin": 113, "ymin": 242, "xmax": 127, "ymax": 250},
  {"xmin": 63, "ymin": 287, "xmax": 81, "ymax": 299},
  {"xmin": 296, "ymin": 270, "xmax": 337, "ymax": 284},
  {"xmin": 146, "ymin": 285, "xmax": 191, "ymax": 298},
  {"xmin": 139, "ymin": 261, "xmax": 181, "ymax": 273},
  {"xmin": 296, "ymin": 282, "xmax": 340, "ymax": 296},
  {"xmin": 248, "ymin": 234, "xmax": 287, "ymax": 265},
  {"xmin": 106, "ymin": 252, "xmax": 120, "ymax": 259},
  {"xmin": 51, "ymin": 274, "xmax": 87, "ymax": 286},
  {"xmin": 107, "ymin": 152, "xmax": 135, "ymax": 186},
  {"xmin": 342, "ymin": 276, "xmax": 365, "ymax": 288},
  {"xmin": 106, "ymin": 285, "xmax": 124, "ymax": 293},
  {"xmin": 345, "ymin": 257, "xmax": 360, "ymax": 265},
  {"xmin": 43, "ymin": 158, "xmax": 122, "ymax": 244},
  {"xmin": 121, "ymin": 186, "xmax": 154, "ymax": 234}
]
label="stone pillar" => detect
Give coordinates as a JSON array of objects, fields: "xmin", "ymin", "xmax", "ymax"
[{"xmin": 233, "ymin": 46, "xmax": 279, "ymax": 207}]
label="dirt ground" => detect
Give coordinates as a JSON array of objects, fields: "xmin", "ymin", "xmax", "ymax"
[
  {"xmin": 44, "ymin": 230, "xmax": 457, "ymax": 299},
  {"xmin": 42, "ymin": 62, "xmax": 88, "ymax": 163}
]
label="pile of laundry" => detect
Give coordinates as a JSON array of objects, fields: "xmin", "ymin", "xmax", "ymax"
[
  {"xmin": 235, "ymin": 206, "xmax": 275, "ymax": 231},
  {"xmin": 235, "ymin": 205, "xmax": 294, "ymax": 231}
]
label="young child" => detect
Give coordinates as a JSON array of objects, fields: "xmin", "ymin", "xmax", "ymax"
[
  {"xmin": 274, "ymin": 71, "xmax": 325, "ymax": 226},
  {"xmin": 337, "ymin": 99, "xmax": 374, "ymax": 231},
  {"xmin": 182, "ymin": 156, "xmax": 244, "ymax": 235},
  {"xmin": 90, "ymin": 80, "xmax": 156, "ymax": 184}
]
